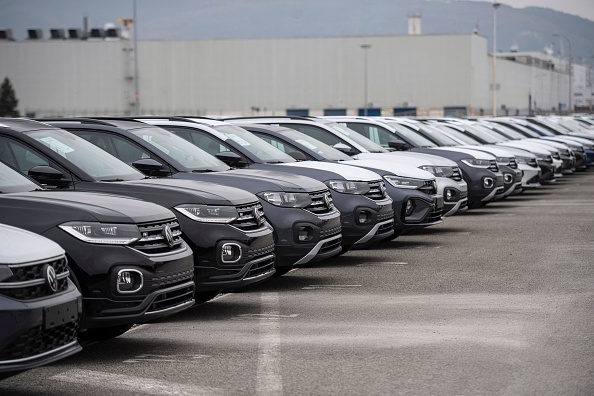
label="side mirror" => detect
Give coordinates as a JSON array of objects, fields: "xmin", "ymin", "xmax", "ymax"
[
  {"xmin": 388, "ymin": 139, "xmax": 411, "ymax": 151},
  {"xmin": 333, "ymin": 143, "xmax": 356, "ymax": 156},
  {"xmin": 215, "ymin": 151, "xmax": 248, "ymax": 168},
  {"xmin": 287, "ymin": 151, "xmax": 308, "ymax": 161},
  {"xmin": 132, "ymin": 158, "xmax": 169, "ymax": 176},
  {"xmin": 28, "ymin": 165, "xmax": 72, "ymax": 188}
]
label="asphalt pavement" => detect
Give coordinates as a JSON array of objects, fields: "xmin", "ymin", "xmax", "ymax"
[{"xmin": 2, "ymin": 171, "xmax": 594, "ymax": 396}]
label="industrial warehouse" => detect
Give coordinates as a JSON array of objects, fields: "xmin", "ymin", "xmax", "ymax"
[{"xmin": 0, "ymin": 14, "xmax": 590, "ymax": 118}]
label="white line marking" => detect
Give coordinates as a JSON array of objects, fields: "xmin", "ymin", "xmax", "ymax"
[
  {"xmin": 356, "ymin": 262, "xmax": 408, "ymax": 267},
  {"xmin": 52, "ymin": 369, "xmax": 223, "ymax": 395},
  {"xmin": 123, "ymin": 354, "xmax": 210, "ymax": 363},
  {"xmin": 302, "ymin": 285, "xmax": 362, "ymax": 290},
  {"xmin": 256, "ymin": 292, "xmax": 283, "ymax": 396}
]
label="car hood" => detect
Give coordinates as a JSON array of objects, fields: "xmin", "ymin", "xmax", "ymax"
[
  {"xmin": 0, "ymin": 191, "xmax": 175, "ymax": 227},
  {"xmin": 426, "ymin": 147, "xmax": 496, "ymax": 160},
  {"xmin": 496, "ymin": 141, "xmax": 555, "ymax": 155},
  {"xmin": 76, "ymin": 178, "xmax": 258, "ymax": 207},
  {"xmin": 339, "ymin": 159, "xmax": 435, "ymax": 179},
  {"xmin": 172, "ymin": 169, "xmax": 327, "ymax": 193},
  {"xmin": 354, "ymin": 152, "xmax": 458, "ymax": 168},
  {"xmin": 0, "ymin": 224, "xmax": 65, "ymax": 265},
  {"xmin": 273, "ymin": 161, "xmax": 382, "ymax": 181}
]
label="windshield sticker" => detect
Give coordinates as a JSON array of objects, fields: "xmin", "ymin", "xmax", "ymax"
[
  {"xmin": 39, "ymin": 136, "xmax": 75, "ymax": 156},
  {"xmin": 226, "ymin": 134, "xmax": 251, "ymax": 146},
  {"xmin": 295, "ymin": 139, "xmax": 318, "ymax": 150}
]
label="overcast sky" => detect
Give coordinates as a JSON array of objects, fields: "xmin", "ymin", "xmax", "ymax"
[{"xmin": 472, "ymin": 0, "xmax": 594, "ymax": 21}]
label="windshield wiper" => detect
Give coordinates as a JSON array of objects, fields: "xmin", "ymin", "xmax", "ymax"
[
  {"xmin": 100, "ymin": 178, "xmax": 125, "ymax": 182},
  {"xmin": 266, "ymin": 161, "xmax": 286, "ymax": 164},
  {"xmin": 192, "ymin": 169, "xmax": 215, "ymax": 173}
]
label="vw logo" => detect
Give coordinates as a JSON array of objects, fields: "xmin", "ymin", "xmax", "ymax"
[
  {"xmin": 253, "ymin": 206, "xmax": 264, "ymax": 225},
  {"xmin": 324, "ymin": 193, "xmax": 333, "ymax": 208},
  {"xmin": 44, "ymin": 264, "xmax": 58, "ymax": 293},
  {"xmin": 163, "ymin": 225, "xmax": 175, "ymax": 248}
]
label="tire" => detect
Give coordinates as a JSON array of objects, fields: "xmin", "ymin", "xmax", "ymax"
[
  {"xmin": 78, "ymin": 324, "xmax": 133, "ymax": 342},
  {"xmin": 194, "ymin": 290, "xmax": 222, "ymax": 304}
]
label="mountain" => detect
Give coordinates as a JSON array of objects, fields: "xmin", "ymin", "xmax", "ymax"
[{"xmin": 2, "ymin": 0, "xmax": 593, "ymax": 63}]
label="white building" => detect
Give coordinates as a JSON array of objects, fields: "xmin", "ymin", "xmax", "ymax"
[{"xmin": 0, "ymin": 28, "xmax": 589, "ymax": 118}]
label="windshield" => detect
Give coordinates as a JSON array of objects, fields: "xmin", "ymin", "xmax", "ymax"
[
  {"xmin": 507, "ymin": 122, "xmax": 543, "ymax": 137},
  {"xmin": 431, "ymin": 124, "xmax": 481, "ymax": 145},
  {"xmin": 533, "ymin": 118, "xmax": 571, "ymax": 135},
  {"xmin": 213, "ymin": 125, "xmax": 295, "ymax": 163},
  {"xmin": 382, "ymin": 122, "xmax": 438, "ymax": 147},
  {"xmin": 321, "ymin": 121, "xmax": 389, "ymax": 153},
  {"xmin": 460, "ymin": 123, "xmax": 505, "ymax": 143},
  {"xmin": 485, "ymin": 121, "xmax": 525, "ymax": 139},
  {"xmin": 130, "ymin": 126, "xmax": 230, "ymax": 171},
  {"xmin": 25, "ymin": 128, "xmax": 144, "ymax": 181},
  {"xmin": 0, "ymin": 161, "xmax": 41, "ymax": 193},
  {"xmin": 414, "ymin": 123, "xmax": 461, "ymax": 146},
  {"xmin": 281, "ymin": 129, "xmax": 353, "ymax": 161}
]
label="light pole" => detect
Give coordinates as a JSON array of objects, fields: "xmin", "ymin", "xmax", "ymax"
[
  {"xmin": 492, "ymin": 2, "xmax": 500, "ymax": 117},
  {"xmin": 553, "ymin": 33, "xmax": 572, "ymax": 113},
  {"xmin": 361, "ymin": 44, "xmax": 371, "ymax": 116},
  {"xmin": 133, "ymin": 0, "xmax": 140, "ymax": 114}
]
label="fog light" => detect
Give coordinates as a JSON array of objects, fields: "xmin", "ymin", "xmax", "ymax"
[
  {"xmin": 405, "ymin": 200, "xmax": 415, "ymax": 216},
  {"xmin": 444, "ymin": 188, "xmax": 456, "ymax": 202},
  {"xmin": 358, "ymin": 210, "xmax": 372, "ymax": 224},
  {"xmin": 117, "ymin": 269, "xmax": 143, "ymax": 294},
  {"xmin": 504, "ymin": 174, "xmax": 513, "ymax": 184},
  {"xmin": 221, "ymin": 243, "xmax": 242, "ymax": 263},
  {"xmin": 297, "ymin": 226, "xmax": 312, "ymax": 242},
  {"xmin": 483, "ymin": 177, "xmax": 494, "ymax": 189}
]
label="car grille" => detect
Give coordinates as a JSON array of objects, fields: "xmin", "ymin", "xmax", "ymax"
[
  {"xmin": 147, "ymin": 267, "xmax": 195, "ymax": 288},
  {"xmin": 552, "ymin": 152, "xmax": 561, "ymax": 160},
  {"xmin": 131, "ymin": 218, "xmax": 185, "ymax": 255},
  {"xmin": 508, "ymin": 159, "xmax": 518, "ymax": 169},
  {"xmin": 0, "ymin": 321, "xmax": 78, "ymax": 361},
  {"xmin": 488, "ymin": 160, "xmax": 499, "ymax": 173},
  {"xmin": 318, "ymin": 235, "xmax": 342, "ymax": 255},
  {"xmin": 232, "ymin": 202, "xmax": 267, "ymax": 231},
  {"xmin": 418, "ymin": 180, "xmax": 437, "ymax": 195},
  {"xmin": 426, "ymin": 204, "xmax": 443, "ymax": 223},
  {"xmin": 450, "ymin": 166, "xmax": 463, "ymax": 181},
  {"xmin": 147, "ymin": 283, "xmax": 195, "ymax": 313},
  {"xmin": 245, "ymin": 253, "xmax": 276, "ymax": 279},
  {"xmin": 364, "ymin": 180, "xmax": 387, "ymax": 200},
  {"xmin": 496, "ymin": 175, "xmax": 504, "ymax": 187},
  {"xmin": 0, "ymin": 255, "xmax": 70, "ymax": 300},
  {"xmin": 305, "ymin": 190, "xmax": 334, "ymax": 215},
  {"xmin": 320, "ymin": 224, "xmax": 342, "ymax": 239}
]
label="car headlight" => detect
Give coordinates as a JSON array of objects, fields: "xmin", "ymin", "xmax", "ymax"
[
  {"xmin": 175, "ymin": 204, "xmax": 239, "ymax": 223},
  {"xmin": 419, "ymin": 165, "xmax": 454, "ymax": 177},
  {"xmin": 515, "ymin": 156, "xmax": 529, "ymax": 164},
  {"xmin": 258, "ymin": 192, "xmax": 313, "ymax": 208},
  {"xmin": 496, "ymin": 157, "xmax": 512, "ymax": 165},
  {"xmin": 536, "ymin": 154, "xmax": 553, "ymax": 163},
  {"xmin": 60, "ymin": 222, "xmax": 141, "ymax": 244},
  {"xmin": 384, "ymin": 175, "xmax": 426, "ymax": 189},
  {"xmin": 461, "ymin": 158, "xmax": 491, "ymax": 168},
  {"xmin": 325, "ymin": 180, "xmax": 370, "ymax": 195}
]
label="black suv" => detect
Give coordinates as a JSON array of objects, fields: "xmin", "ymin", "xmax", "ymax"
[
  {"xmin": 0, "ymin": 224, "xmax": 81, "ymax": 374},
  {"xmin": 0, "ymin": 118, "xmax": 276, "ymax": 303},
  {"xmin": 135, "ymin": 117, "xmax": 394, "ymax": 250},
  {"xmin": 0, "ymin": 160, "xmax": 195, "ymax": 341},
  {"xmin": 41, "ymin": 118, "xmax": 343, "ymax": 275}
]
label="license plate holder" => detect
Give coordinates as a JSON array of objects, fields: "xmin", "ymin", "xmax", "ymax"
[{"xmin": 44, "ymin": 299, "xmax": 79, "ymax": 329}]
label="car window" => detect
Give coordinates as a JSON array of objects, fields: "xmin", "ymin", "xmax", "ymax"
[
  {"xmin": 280, "ymin": 124, "xmax": 342, "ymax": 146},
  {"xmin": 74, "ymin": 130, "xmax": 152, "ymax": 166},
  {"xmin": 163, "ymin": 126, "xmax": 230, "ymax": 156},
  {"xmin": 0, "ymin": 136, "xmax": 49, "ymax": 174}
]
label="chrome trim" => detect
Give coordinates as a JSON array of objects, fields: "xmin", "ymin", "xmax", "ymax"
[
  {"xmin": 0, "ymin": 340, "xmax": 79, "ymax": 366},
  {"xmin": 293, "ymin": 234, "xmax": 342, "ymax": 266},
  {"xmin": 353, "ymin": 219, "xmax": 394, "ymax": 245}
]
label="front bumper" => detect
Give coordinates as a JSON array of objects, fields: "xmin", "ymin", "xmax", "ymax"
[
  {"xmin": 436, "ymin": 177, "xmax": 468, "ymax": 217},
  {"xmin": 264, "ymin": 204, "xmax": 343, "ymax": 267},
  {"xmin": 0, "ymin": 282, "xmax": 82, "ymax": 373}
]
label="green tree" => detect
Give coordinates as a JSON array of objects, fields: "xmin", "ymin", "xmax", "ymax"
[{"xmin": 0, "ymin": 77, "xmax": 20, "ymax": 117}]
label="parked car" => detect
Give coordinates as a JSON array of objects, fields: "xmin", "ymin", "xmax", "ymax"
[
  {"xmin": 0, "ymin": 160, "xmax": 195, "ymax": 341},
  {"xmin": 40, "ymin": 118, "xmax": 342, "ymax": 275},
  {"xmin": 224, "ymin": 122, "xmax": 464, "ymax": 225},
  {"xmin": 133, "ymin": 117, "xmax": 395, "ymax": 249},
  {"xmin": 0, "ymin": 224, "xmax": 82, "ymax": 374},
  {"xmin": 223, "ymin": 116, "xmax": 448, "ymax": 231},
  {"xmin": 3, "ymin": 118, "xmax": 276, "ymax": 303}
]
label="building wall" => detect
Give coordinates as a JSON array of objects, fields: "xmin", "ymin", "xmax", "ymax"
[{"xmin": 0, "ymin": 33, "xmax": 571, "ymax": 117}]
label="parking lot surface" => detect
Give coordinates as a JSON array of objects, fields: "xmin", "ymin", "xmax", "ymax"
[{"xmin": 2, "ymin": 172, "xmax": 594, "ymax": 396}]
